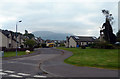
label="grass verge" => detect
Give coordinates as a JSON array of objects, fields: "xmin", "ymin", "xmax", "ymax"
[
  {"xmin": 57, "ymin": 47, "xmax": 119, "ymax": 69},
  {"xmin": 3, "ymin": 51, "xmax": 34, "ymax": 57}
]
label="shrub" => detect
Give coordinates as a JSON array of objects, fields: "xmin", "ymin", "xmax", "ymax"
[
  {"xmin": 0, "ymin": 47, "xmax": 6, "ymax": 51},
  {"xmin": 60, "ymin": 43, "xmax": 65, "ymax": 47},
  {"xmin": 105, "ymin": 44, "xmax": 114, "ymax": 49},
  {"xmin": 89, "ymin": 43, "xmax": 97, "ymax": 48},
  {"xmin": 20, "ymin": 45, "xmax": 24, "ymax": 48},
  {"xmin": 24, "ymin": 39, "xmax": 36, "ymax": 48},
  {"xmin": 41, "ymin": 43, "xmax": 46, "ymax": 48},
  {"xmin": 81, "ymin": 45, "xmax": 86, "ymax": 49},
  {"xmin": 90, "ymin": 42, "xmax": 115, "ymax": 49},
  {"xmin": 34, "ymin": 43, "xmax": 40, "ymax": 48}
]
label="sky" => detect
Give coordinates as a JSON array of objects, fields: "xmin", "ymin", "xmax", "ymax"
[{"xmin": 0, "ymin": 0, "xmax": 119, "ymax": 38}]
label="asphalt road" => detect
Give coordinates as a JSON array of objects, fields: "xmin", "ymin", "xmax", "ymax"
[{"xmin": 1, "ymin": 48, "xmax": 62, "ymax": 78}]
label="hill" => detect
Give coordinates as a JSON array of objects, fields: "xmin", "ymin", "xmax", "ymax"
[{"xmin": 32, "ymin": 31, "xmax": 73, "ymax": 40}]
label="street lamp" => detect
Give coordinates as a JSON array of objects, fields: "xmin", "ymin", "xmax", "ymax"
[{"xmin": 16, "ymin": 20, "xmax": 22, "ymax": 56}]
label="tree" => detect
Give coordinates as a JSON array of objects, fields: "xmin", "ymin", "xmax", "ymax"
[
  {"xmin": 116, "ymin": 30, "xmax": 120, "ymax": 42},
  {"xmin": 24, "ymin": 39, "xmax": 36, "ymax": 48},
  {"xmin": 27, "ymin": 33, "xmax": 34, "ymax": 39},
  {"xmin": 24, "ymin": 30, "xmax": 35, "ymax": 39},
  {"xmin": 100, "ymin": 9, "xmax": 116, "ymax": 44},
  {"xmin": 25, "ymin": 30, "xmax": 28, "ymax": 34}
]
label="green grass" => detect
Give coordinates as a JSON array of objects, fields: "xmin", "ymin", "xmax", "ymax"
[
  {"xmin": 57, "ymin": 47, "xmax": 119, "ymax": 69},
  {"xmin": 3, "ymin": 51, "xmax": 34, "ymax": 57}
]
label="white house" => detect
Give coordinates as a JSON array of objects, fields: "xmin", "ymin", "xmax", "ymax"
[
  {"xmin": 0, "ymin": 30, "xmax": 24, "ymax": 48},
  {"xmin": 65, "ymin": 36, "xmax": 96, "ymax": 48}
]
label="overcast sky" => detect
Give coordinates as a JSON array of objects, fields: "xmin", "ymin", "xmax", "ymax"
[{"xmin": 0, "ymin": 0, "xmax": 119, "ymax": 37}]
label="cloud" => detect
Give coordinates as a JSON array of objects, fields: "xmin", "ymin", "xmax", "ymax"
[
  {"xmin": 0, "ymin": 0, "xmax": 118, "ymax": 38},
  {"xmin": 73, "ymin": 13, "xmax": 99, "ymax": 26},
  {"xmin": 0, "ymin": 15, "xmax": 17, "ymax": 28}
]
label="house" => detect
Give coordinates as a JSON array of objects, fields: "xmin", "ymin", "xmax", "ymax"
[
  {"xmin": 46, "ymin": 43, "xmax": 55, "ymax": 47},
  {"xmin": 36, "ymin": 37, "xmax": 45, "ymax": 44},
  {"xmin": 65, "ymin": 36, "xmax": 96, "ymax": 48},
  {"xmin": 0, "ymin": 30, "xmax": 24, "ymax": 48},
  {"xmin": 0, "ymin": 30, "xmax": 9, "ymax": 48},
  {"xmin": 0, "ymin": 30, "xmax": 17, "ymax": 48},
  {"xmin": 16, "ymin": 33, "xmax": 25, "ymax": 48},
  {"xmin": 45, "ymin": 40, "xmax": 65, "ymax": 47}
]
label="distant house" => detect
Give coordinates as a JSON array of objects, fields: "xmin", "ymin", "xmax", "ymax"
[
  {"xmin": 65, "ymin": 36, "xmax": 96, "ymax": 48},
  {"xmin": 44, "ymin": 39, "xmax": 65, "ymax": 47},
  {"xmin": 35, "ymin": 37, "xmax": 45, "ymax": 44},
  {"xmin": 46, "ymin": 43, "xmax": 55, "ymax": 47}
]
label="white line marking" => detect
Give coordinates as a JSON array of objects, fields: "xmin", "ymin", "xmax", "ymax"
[
  {"xmin": 17, "ymin": 73, "xmax": 30, "ymax": 76},
  {"xmin": 0, "ymin": 72, "xmax": 7, "ymax": 75},
  {"xmin": 33, "ymin": 75, "xmax": 47, "ymax": 78},
  {"xmin": 4, "ymin": 70, "xmax": 15, "ymax": 73},
  {"xmin": 9, "ymin": 74, "xmax": 23, "ymax": 77}
]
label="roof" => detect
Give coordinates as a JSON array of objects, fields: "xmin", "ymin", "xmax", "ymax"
[
  {"xmin": 70, "ymin": 36, "xmax": 96, "ymax": 42},
  {"xmin": 47, "ymin": 43, "xmax": 55, "ymax": 44},
  {"xmin": 2, "ymin": 30, "xmax": 22, "ymax": 38},
  {"xmin": 1, "ymin": 30, "xmax": 23, "ymax": 43},
  {"xmin": 2, "ymin": 30, "xmax": 11, "ymax": 37}
]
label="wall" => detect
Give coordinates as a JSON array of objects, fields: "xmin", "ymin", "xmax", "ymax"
[
  {"xmin": 69, "ymin": 37, "xmax": 77, "ymax": 47},
  {"xmin": 0, "ymin": 32, "xmax": 9, "ymax": 48}
]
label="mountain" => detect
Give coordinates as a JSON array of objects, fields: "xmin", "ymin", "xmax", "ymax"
[{"xmin": 32, "ymin": 31, "xmax": 73, "ymax": 40}]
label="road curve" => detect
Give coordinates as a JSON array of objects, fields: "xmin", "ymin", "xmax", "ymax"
[
  {"xmin": 40, "ymin": 48, "xmax": 118, "ymax": 77},
  {"xmin": 2, "ymin": 48, "xmax": 62, "ymax": 78}
]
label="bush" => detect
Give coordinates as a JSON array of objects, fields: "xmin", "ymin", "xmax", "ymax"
[
  {"xmin": 41, "ymin": 43, "xmax": 46, "ymax": 48},
  {"xmin": 60, "ymin": 43, "xmax": 65, "ymax": 47},
  {"xmin": 90, "ymin": 42, "xmax": 115, "ymax": 49},
  {"xmin": 20, "ymin": 45, "xmax": 24, "ymax": 48},
  {"xmin": 24, "ymin": 39, "xmax": 36, "ymax": 48},
  {"xmin": 81, "ymin": 46, "xmax": 86, "ymax": 49},
  {"xmin": 0, "ymin": 47, "xmax": 6, "ymax": 51},
  {"xmin": 105, "ymin": 44, "xmax": 114, "ymax": 49},
  {"xmin": 89, "ymin": 43, "xmax": 97, "ymax": 48},
  {"xmin": 34, "ymin": 43, "xmax": 40, "ymax": 48}
]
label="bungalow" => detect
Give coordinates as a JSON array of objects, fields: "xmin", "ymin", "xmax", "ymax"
[{"xmin": 65, "ymin": 36, "xmax": 96, "ymax": 48}]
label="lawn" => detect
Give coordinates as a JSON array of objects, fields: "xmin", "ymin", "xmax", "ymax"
[
  {"xmin": 57, "ymin": 47, "xmax": 119, "ymax": 69},
  {"xmin": 3, "ymin": 51, "xmax": 34, "ymax": 57}
]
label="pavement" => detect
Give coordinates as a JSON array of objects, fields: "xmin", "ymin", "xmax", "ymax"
[{"xmin": 41, "ymin": 48, "xmax": 119, "ymax": 77}]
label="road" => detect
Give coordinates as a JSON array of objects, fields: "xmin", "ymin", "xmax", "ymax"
[
  {"xmin": 1, "ymin": 48, "xmax": 118, "ymax": 78},
  {"xmin": 1, "ymin": 48, "xmax": 62, "ymax": 78}
]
